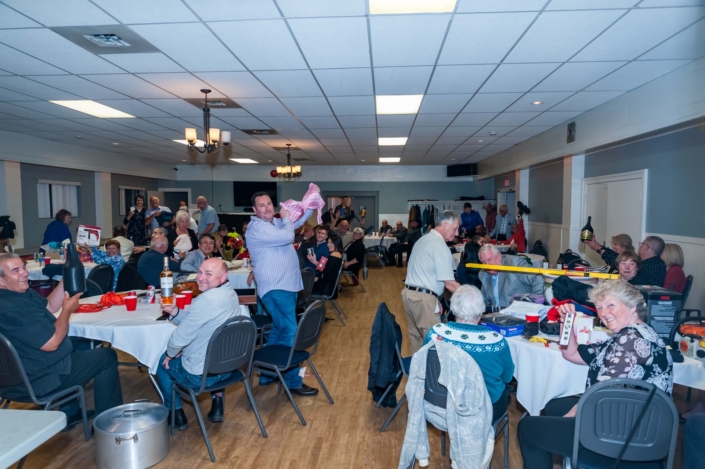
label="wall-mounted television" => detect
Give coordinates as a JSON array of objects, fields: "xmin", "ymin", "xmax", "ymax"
[{"xmin": 233, "ymin": 181, "xmax": 277, "ymax": 207}]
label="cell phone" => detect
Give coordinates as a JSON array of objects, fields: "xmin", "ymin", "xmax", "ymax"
[{"xmin": 307, "ymin": 248, "xmax": 314, "ymax": 256}]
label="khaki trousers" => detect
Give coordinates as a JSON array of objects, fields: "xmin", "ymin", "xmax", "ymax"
[{"xmin": 401, "ymin": 288, "xmax": 440, "ymax": 354}]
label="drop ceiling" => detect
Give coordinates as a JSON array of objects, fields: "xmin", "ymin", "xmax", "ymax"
[{"xmin": 0, "ymin": 0, "xmax": 702, "ymax": 166}]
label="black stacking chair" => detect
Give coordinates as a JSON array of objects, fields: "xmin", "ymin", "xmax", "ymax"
[
  {"xmin": 296, "ymin": 268, "xmax": 316, "ymax": 314},
  {"xmin": 115, "ymin": 263, "xmax": 148, "ymax": 292},
  {"xmin": 682, "ymin": 275, "xmax": 694, "ymax": 306},
  {"xmin": 379, "ymin": 342, "xmax": 410, "ymax": 432},
  {"xmin": 171, "ymin": 317, "xmax": 267, "ymax": 463},
  {"xmin": 87, "ymin": 264, "xmax": 114, "ymax": 293},
  {"xmin": 251, "ymin": 301, "xmax": 333, "ymax": 426},
  {"xmin": 310, "ymin": 261, "xmax": 347, "ymax": 326},
  {"xmin": 80, "ymin": 279, "xmax": 103, "ymax": 299}
]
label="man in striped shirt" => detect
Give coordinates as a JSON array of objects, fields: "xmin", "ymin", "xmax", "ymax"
[{"xmin": 246, "ymin": 192, "xmax": 319, "ymax": 396}]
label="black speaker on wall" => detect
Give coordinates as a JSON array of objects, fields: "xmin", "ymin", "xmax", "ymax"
[{"xmin": 446, "ymin": 163, "xmax": 478, "ymax": 177}]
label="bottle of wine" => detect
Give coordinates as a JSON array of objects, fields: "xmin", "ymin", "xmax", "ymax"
[
  {"xmin": 580, "ymin": 216, "xmax": 594, "ymax": 242},
  {"xmin": 63, "ymin": 243, "xmax": 86, "ymax": 296},
  {"xmin": 160, "ymin": 257, "xmax": 174, "ymax": 306}
]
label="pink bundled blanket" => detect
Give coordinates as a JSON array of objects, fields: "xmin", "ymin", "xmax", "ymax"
[{"xmin": 279, "ymin": 182, "xmax": 326, "ymax": 224}]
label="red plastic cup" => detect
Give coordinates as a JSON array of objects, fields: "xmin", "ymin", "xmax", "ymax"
[
  {"xmin": 125, "ymin": 296, "xmax": 137, "ymax": 312},
  {"xmin": 182, "ymin": 291, "xmax": 193, "ymax": 305},
  {"xmin": 44, "ymin": 258, "xmax": 51, "ymax": 265},
  {"xmin": 175, "ymin": 294, "xmax": 186, "ymax": 309},
  {"xmin": 526, "ymin": 313, "xmax": 540, "ymax": 324}
]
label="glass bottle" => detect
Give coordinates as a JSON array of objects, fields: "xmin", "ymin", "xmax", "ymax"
[
  {"xmin": 160, "ymin": 257, "xmax": 174, "ymax": 305},
  {"xmin": 63, "ymin": 243, "xmax": 86, "ymax": 296},
  {"xmin": 580, "ymin": 216, "xmax": 594, "ymax": 242}
]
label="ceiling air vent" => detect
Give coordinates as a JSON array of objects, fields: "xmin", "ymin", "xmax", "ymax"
[
  {"xmin": 293, "ymin": 158, "xmax": 308, "ymax": 162},
  {"xmin": 243, "ymin": 129, "xmax": 278, "ymax": 135},
  {"xmin": 84, "ymin": 34, "xmax": 130, "ymax": 47},
  {"xmin": 272, "ymin": 146, "xmax": 299, "ymax": 150}
]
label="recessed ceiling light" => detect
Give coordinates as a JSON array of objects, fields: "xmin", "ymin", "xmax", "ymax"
[
  {"xmin": 477, "ymin": 140, "xmax": 483, "ymax": 143},
  {"xmin": 376, "ymin": 95, "xmax": 423, "ymax": 115},
  {"xmin": 182, "ymin": 160, "xmax": 186, "ymax": 162},
  {"xmin": 370, "ymin": 0, "xmax": 457, "ymax": 14},
  {"xmin": 489, "ymin": 131, "xmax": 497, "ymax": 136},
  {"xmin": 230, "ymin": 158, "xmax": 258, "ymax": 164},
  {"xmin": 76, "ymin": 135, "xmax": 82, "ymax": 139},
  {"xmin": 174, "ymin": 139, "xmax": 205, "ymax": 147},
  {"xmin": 531, "ymin": 101, "xmax": 543, "ymax": 105},
  {"xmin": 49, "ymin": 100, "xmax": 135, "ymax": 118},
  {"xmin": 451, "ymin": 158, "xmax": 455, "ymax": 160},
  {"xmin": 268, "ymin": 160, "xmax": 273, "ymax": 162},
  {"xmin": 379, "ymin": 137, "xmax": 408, "ymax": 146},
  {"xmin": 112, "ymin": 142, "xmax": 119, "ymax": 146},
  {"xmin": 361, "ymin": 159, "xmax": 365, "ymax": 161},
  {"xmin": 380, "ymin": 157, "xmax": 401, "ymax": 163}
]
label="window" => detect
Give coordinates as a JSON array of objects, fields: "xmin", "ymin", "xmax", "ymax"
[
  {"xmin": 119, "ymin": 186, "xmax": 147, "ymax": 216},
  {"xmin": 37, "ymin": 180, "xmax": 80, "ymax": 219}
]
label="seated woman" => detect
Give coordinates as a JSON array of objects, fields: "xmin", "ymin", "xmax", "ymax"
[
  {"xmin": 518, "ymin": 281, "xmax": 673, "ymax": 468},
  {"xmin": 212, "ymin": 232, "xmax": 225, "ymax": 259},
  {"xmin": 42, "ymin": 209, "xmax": 73, "ymax": 247},
  {"xmin": 584, "ymin": 233, "xmax": 634, "ymax": 271},
  {"xmin": 343, "ymin": 228, "xmax": 366, "ymax": 284},
  {"xmin": 90, "ymin": 239, "xmax": 125, "ymax": 292},
  {"xmin": 498, "ymin": 217, "xmax": 526, "ymax": 253},
  {"xmin": 424, "ymin": 285, "xmax": 514, "ymax": 422},
  {"xmin": 617, "ymin": 250, "xmax": 651, "ymax": 286},
  {"xmin": 167, "ymin": 211, "xmax": 198, "ymax": 259},
  {"xmin": 457, "ymin": 242, "xmax": 483, "ymax": 289},
  {"xmin": 662, "ymin": 243, "xmax": 686, "ymax": 293},
  {"xmin": 309, "ymin": 233, "xmax": 343, "ymax": 296}
]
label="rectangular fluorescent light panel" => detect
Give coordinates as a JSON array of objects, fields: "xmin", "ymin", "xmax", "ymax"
[
  {"xmin": 49, "ymin": 100, "xmax": 135, "ymax": 118},
  {"xmin": 379, "ymin": 157, "xmax": 401, "ymax": 163},
  {"xmin": 230, "ymin": 158, "xmax": 258, "ymax": 164},
  {"xmin": 379, "ymin": 137, "xmax": 408, "ymax": 146},
  {"xmin": 370, "ymin": 0, "xmax": 457, "ymax": 15},
  {"xmin": 173, "ymin": 139, "xmax": 204, "ymax": 147},
  {"xmin": 376, "ymin": 95, "xmax": 423, "ymax": 115}
]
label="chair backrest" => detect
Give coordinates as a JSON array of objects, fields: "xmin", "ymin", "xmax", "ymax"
[
  {"xmin": 0, "ymin": 333, "xmax": 38, "ymax": 402},
  {"xmin": 682, "ymin": 275, "xmax": 694, "ymax": 305},
  {"xmin": 323, "ymin": 258, "xmax": 345, "ymax": 299},
  {"xmin": 201, "ymin": 316, "xmax": 257, "ymax": 392},
  {"xmin": 573, "ymin": 378, "xmax": 678, "ymax": 468},
  {"xmin": 297, "ymin": 267, "xmax": 316, "ymax": 308},
  {"xmin": 87, "ymin": 264, "xmax": 114, "ymax": 293},
  {"xmin": 115, "ymin": 263, "xmax": 148, "ymax": 292},
  {"xmin": 423, "ymin": 346, "xmax": 448, "ymax": 408},
  {"xmin": 81, "ymin": 279, "xmax": 104, "ymax": 299},
  {"xmin": 293, "ymin": 301, "xmax": 326, "ymax": 356}
]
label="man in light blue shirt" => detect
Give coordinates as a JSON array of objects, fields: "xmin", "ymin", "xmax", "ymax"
[
  {"xmin": 489, "ymin": 205, "xmax": 516, "ymax": 241},
  {"xmin": 145, "ymin": 196, "xmax": 172, "ymax": 234},
  {"xmin": 196, "ymin": 196, "xmax": 219, "ymax": 235}
]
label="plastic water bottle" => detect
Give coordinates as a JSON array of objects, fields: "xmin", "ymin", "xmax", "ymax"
[{"xmin": 60, "ymin": 246, "xmax": 65, "ymax": 262}]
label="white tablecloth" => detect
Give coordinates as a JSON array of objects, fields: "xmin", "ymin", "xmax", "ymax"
[
  {"xmin": 452, "ymin": 252, "xmax": 461, "ymax": 270},
  {"xmin": 227, "ymin": 267, "xmax": 253, "ymax": 289},
  {"xmin": 67, "ymin": 295, "xmax": 249, "ymax": 373},
  {"xmin": 0, "ymin": 410, "xmax": 66, "ymax": 468},
  {"xmin": 26, "ymin": 260, "xmax": 96, "ymax": 281},
  {"xmin": 363, "ymin": 236, "xmax": 396, "ymax": 249},
  {"xmin": 506, "ymin": 334, "xmax": 699, "ymax": 416}
]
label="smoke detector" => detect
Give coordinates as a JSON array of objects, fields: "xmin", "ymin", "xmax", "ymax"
[{"xmin": 84, "ymin": 34, "xmax": 131, "ymax": 47}]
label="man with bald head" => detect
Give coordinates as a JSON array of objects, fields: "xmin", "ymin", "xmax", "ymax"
[
  {"xmin": 157, "ymin": 258, "xmax": 249, "ymax": 429},
  {"xmin": 196, "ymin": 196, "xmax": 219, "ymax": 236},
  {"xmin": 489, "ymin": 204, "xmax": 516, "ymax": 241},
  {"xmin": 335, "ymin": 220, "xmax": 353, "ymax": 248},
  {"xmin": 137, "ymin": 235, "xmax": 182, "ymax": 287}
]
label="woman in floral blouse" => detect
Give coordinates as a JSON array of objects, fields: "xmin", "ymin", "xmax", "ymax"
[{"xmin": 518, "ymin": 281, "xmax": 673, "ymax": 468}]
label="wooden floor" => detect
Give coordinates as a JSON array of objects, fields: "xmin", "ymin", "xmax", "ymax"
[{"xmin": 16, "ymin": 264, "xmax": 689, "ymax": 468}]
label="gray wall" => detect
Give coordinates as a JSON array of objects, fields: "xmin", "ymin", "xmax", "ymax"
[
  {"xmin": 585, "ymin": 126, "xmax": 705, "ymax": 238},
  {"xmin": 111, "ymin": 173, "xmax": 160, "ymax": 229},
  {"xmin": 528, "ymin": 161, "xmax": 564, "ymax": 224},
  {"xmin": 21, "ymin": 163, "xmax": 96, "ymax": 249},
  {"xmin": 494, "ymin": 172, "xmax": 516, "ymax": 190}
]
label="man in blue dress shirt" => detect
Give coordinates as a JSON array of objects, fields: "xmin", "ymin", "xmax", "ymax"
[{"xmin": 459, "ymin": 203, "xmax": 484, "ymax": 237}]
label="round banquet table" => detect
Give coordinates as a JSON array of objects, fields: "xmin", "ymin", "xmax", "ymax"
[
  {"xmin": 227, "ymin": 266, "xmax": 253, "ymax": 289},
  {"xmin": 26, "ymin": 259, "xmax": 96, "ymax": 281},
  {"xmin": 505, "ymin": 333, "xmax": 701, "ymax": 416},
  {"xmin": 452, "ymin": 252, "xmax": 461, "ymax": 270},
  {"xmin": 363, "ymin": 235, "xmax": 396, "ymax": 250}
]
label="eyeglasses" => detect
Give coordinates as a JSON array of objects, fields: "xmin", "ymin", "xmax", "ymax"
[{"xmin": 639, "ymin": 242, "xmax": 652, "ymax": 251}]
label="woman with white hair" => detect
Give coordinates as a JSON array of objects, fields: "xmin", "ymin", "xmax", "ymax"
[
  {"xmin": 424, "ymin": 285, "xmax": 514, "ymax": 421},
  {"xmin": 343, "ymin": 227, "xmax": 366, "ymax": 284},
  {"xmin": 166, "ymin": 210, "xmax": 198, "ymax": 258},
  {"xmin": 518, "ymin": 281, "xmax": 673, "ymax": 468}
]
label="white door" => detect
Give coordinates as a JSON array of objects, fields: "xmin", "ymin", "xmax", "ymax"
[{"xmin": 583, "ymin": 182, "xmax": 608, "ymax": 265}]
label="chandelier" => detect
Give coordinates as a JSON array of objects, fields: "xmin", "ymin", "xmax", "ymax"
[
  {"xmin": 276, "ymin": 144, "xmax": 302, "ymax": 179},
  {"xmin": 183, "ymin": 89, "xmax": 231, "ymax": 154}
]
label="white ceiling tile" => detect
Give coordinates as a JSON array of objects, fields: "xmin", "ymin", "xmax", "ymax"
[
  {"xmin": 476, "ymin": 126, "xmax": 516, "ymax": 138},
  {"xmin": 184, "ymin": 0, "xmax": 280, "ymax": 20},
  {"xmin": 217, "ymin": 116, "xmax": 269, "ymax": 129},
  {"xmin": 435, "ymin": 136, "xmax": 466, "ymax": 145},
  {"xmin": 235, "ymin": 98, "xmax": 293, "ymax": 117},
  {"xmin": 94, "ymin": 100, "xmax": 171, "ymax": 118},
  {"xmin": 419, "ymin": 94, "xmax": 472, "ymax": 114},
  {"xmin": 427, "ymin": 65, "xmax": 495, "ymax": 95},
  {"xmin": 374, "ymin": 67, "xmax": 433, "ymax": 95},
  {"xmin": 254, "ymin": 70, "xmax": 322, "ymax": 97},
  {"xmin": 377, "ymin": 115, "xmax": 415, "ymax": 127},
  {"xmin": 549, "ymin": 91, "xmax": 624, "ymax": 112},
  {"xmin": 370, "ymin": 15, "xmax": 450, "ymax": 66},
  {"xmin": 505, "ymin": 92, "xmax": 574, "ymax": 112},
  {"xmin": 532, "ymin": 62, "xmax": 627, "ymax": 92},
  {"xmin": 378, "ymin": 127, "xmax": 411, "ymax": 138},
  {"xmin": 11, "ymin": 101, "xmax": 92, "ymax": 119},
  {"xmin": 524, "ymin": 111, "xmax": 581, "ymax": 126},
  {"xmin": 586, "ymin": 60, "xmax": 691, "ymax": 91},
  {"xmin": 0, "ymin": 4, "xmax": 41, "ymax": 28},
  {"xmin": 457, "ymin": 0, "xmax": 546, "ymax": 12},
  {"xmin": 451, "ymin": 113, "xmax": 498, "ymax": 127},
  {"xmin": 0, "ymin": 88, "xmax": 39, "ymax": 101},
  {"xmin": 111, "ymin": 118, "xmax": 172, "ymax": 132},
  {"xmin": 129, "ymin": 24, "xmax": 243, "ymax": 73},
  {"xmin": 209, "ymin": 20, "xmax": 307, "ymax": 71},
  {"xmin": 439, "ymin": 13, "xmax": 536, "ymax": 65},
  {"xmin": 414, "ymin": 114, "xmax": 457, "ymax": 127},
  {"xmin": 640, "ymin": 17, "xmax": 705, "ymax": 60},
  {"xmin": 349, "ymin": 137, "xmax": 378, "ymax": 145},
  {"xmin": 100, "ymin": 53, "xmax": 185, "ymax": 73},
  {"xmin": 313, "ymin": 68, "xmax": 373, "ymax": 97},
  {"xmin": 290, "ymin": 17, "xmax": 370, "ymax": 68},
  {"xmin": 259, "ymin": 116, "xmax": 306, "ymax": 130},
  {"xmin": 28, "ymin": 75, "xmax": 128, "ymax": 99},
  {"xmin": 0, "ymin": 29, "xmax": 123, "ymax": 74},
  {"xmin": 505, "ymin": 10, "xmax": 625, "ymax": 63},
  {"xmin": 310, "ymin": 128, "xmax": 346, "ymax": 139},
  {"xmin": 0, "ymin": 44, "xmax": 67, "ymax": 75},
  {"xmin": 493, "ymin": 135, "xmax": 529, "ymax": 146},
  {"xmin": 0, "ymin": 76, "xmax": 80, "ymax": 100},
  {"xmin": 480, "ymin": 64, "xmax": 560, "ymax": 92},
  {"xmin": 488, "ymin": 112, "xmax": 539, "ymax": 126},
  {"xmin": 407, "ymin": 137, "xmax": 438, "ymax": 145},
  {"xmin": 337, "ymin": 115, "xmax": 376, "ymax": 127},
  {"xmin": 344, "ymin": 128, "xmax": 377, "ymax": 139},
  {"xmin": 92, "ymin": 0, "xmax": 197, "ymax": 23},
  {"xmin": 320, "ymin": 139, "xmax": 350, "ymax": 147},
  {"xmin": 208, "ymin": 108, "xmax": 252, "ymax": 117},
  {"xmin": 195, "ymin": 72, "xmax": 273, "ymax": 99},
  {"xmin": 278, "ymin": 0, "xmax": 366, "ymax": 17},
  {"xmin": 638, "ymin": 0, "xmax": 705, "ymax": 7},
  {"xmin": 507, "ymin": 126, "xmax": 551, "ymax": 137},
  {"xmin": 298, "ymin": 116, "xmax": 339, "ymax": 128},
  {"xmin": 69, "ymin": 118, "xmax": 133, "ymax": 131},
  {"xmin": 441, "ymin": 127, "xmax": 481, "ymax": 137},
  {"xmin": 137, "ymin": 73, "xmax": 225, "ymax": 99},
  {"xmin": 546, "ymin": 0, "xmax": 639, "ymax": 9},
  {"xmin": 572, "ymin": 7, "xmax": 705, "ymax": 61},
  {"xmin": 410, "ymin": 127, "xmax": 446, "ymax": 138},
  {"xmin": 141, "ymin": 117, "xmax": 196, "ymax": 131},
  {"xmin": 2, "ymin": 0, "xmax": 117, "ymax": 26},
  {"xmin": 328, "ymin": 96, "xmax": 375, "ymax": 115},
  {"xmin": 280, "ymin": 97, "xmax": 333, "ymax": 116},
  {"xmin": 463, "ymin": 93, "xmax": 521, "ymax": 112}
]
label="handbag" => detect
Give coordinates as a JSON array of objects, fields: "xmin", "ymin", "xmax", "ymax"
[{"xmin": 316, "ymin": 256, "xmax": 329, "ymax": 272}]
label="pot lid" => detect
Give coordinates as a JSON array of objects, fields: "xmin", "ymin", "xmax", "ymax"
[{"xmin": 94, "ymin": 402, "xmax": 168, "ymax": 433}]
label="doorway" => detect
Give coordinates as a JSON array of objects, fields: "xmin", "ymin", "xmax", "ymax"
[
  {"xmin": 320, "ymin": 191, "xmax": 379, "ymax": 231},
  {"xmin": 497, "ymin": 190, "xmax": 516, "ymax": 215}
]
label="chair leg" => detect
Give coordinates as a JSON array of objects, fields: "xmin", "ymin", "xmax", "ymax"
[
  {"xmin": 332, "ymin": 299, "xmax": 348, "ymax": 319},
  {"xmin": 353, "ymin": 274, "xmax": 367, "ymax": 293},
  {"xmin": 326, "ymin": 299, "xmax": 346, "ymax": 326},
  {"xmin": 273, "ymin": 368, "xmax": 306, "ymax": 426},
  {"xmin": 687, "ymin": 387, "xmax": 692, "ymax": 402},
  {"xmin": 170, "ymin": 387, "xmax": 176, "ymax": 436},
  {"xmin": 148, "ymin": 372, "xmax": 165, "ymax": 404},
  {"xmin": 79, "ymin": 388, "xmax": 90, "ymax": 441},
  {"xmin": 189, "ymin": 389, "xmax": 216, "ymax": 462},
  {"xmin": 308, "ymin": 359, "xmax": 334, "ymax": 404},
  {"xmin": 243, "ymin": 381, "xmax": 268, "ymax": 438},
  {"xmin": 375, "ymin": 384, "xmax": 394, "ymax": 409},
  {"xmin": 381, "ymin": 393, "xmax": 406, "ymax": 432},
  {"xmin": 1, "ymin": 398, "xmax": 10, "ymax": 409},
  {"xmin": 441, "ymin": 431, "xmax": 446, "ymax": 456},
  {"xmin": 16, "ymin": 456, "xmax": 27, "ymax": 469},
  {"xmin": 503, "ymin": 420, "xmax": 509, "ymax": 469}
]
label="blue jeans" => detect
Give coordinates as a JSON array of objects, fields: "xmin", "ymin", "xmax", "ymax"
[
  {"xmin": 156, "ymin": 353, "xmax": 231, "ymax": 410},
  {"xmin": 259, "ymin": 289, "xmax": 302, "ymax": 389}
]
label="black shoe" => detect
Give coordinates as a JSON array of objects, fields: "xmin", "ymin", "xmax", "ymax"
[
  {"xmin": 208, "ymin": 395, "xmax": 224, "ymax": 422},
  {"xmin": 62, "ymin": 409, "xmax": 95, "ymax": 432},
  {"xmin": 290, "ymin": 383, "xmax": 319, "ymax": 396},
  {"xmin": 169, "ymin": 409, "xmax": 189, "ymax": 431}
]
